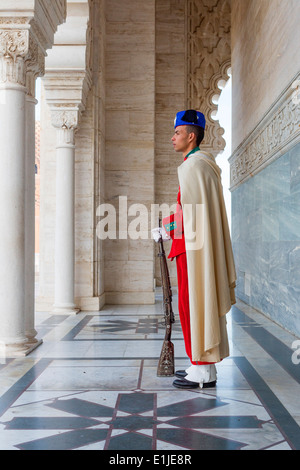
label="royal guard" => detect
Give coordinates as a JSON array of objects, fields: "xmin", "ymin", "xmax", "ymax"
[{"xmin": 152, "ymin": 109, "xmax": 236, "ymax": 389}]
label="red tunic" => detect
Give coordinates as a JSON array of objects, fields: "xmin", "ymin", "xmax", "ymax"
[
  {"xmin": 162, "ymin": 148, "xmax": 200, "ymax": 260},
  {"xmin": 162, "ymin": 187, "xmax": 185, "ymax": 260}
]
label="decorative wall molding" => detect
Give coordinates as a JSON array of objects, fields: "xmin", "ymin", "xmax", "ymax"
[
  {"xmin": 229, "ymin": 73, "xmax": 300, "ymax": 191},
  {"xmin": 186, "ymin": 0, "xmax": 231, "ymax": 157}
]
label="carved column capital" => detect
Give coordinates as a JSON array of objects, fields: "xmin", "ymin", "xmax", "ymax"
[
  {"xmin": 50, "ymin": 108, "xmax": 80, "ymax": 130},
  {"xmin": 43, "ymin": 72, "xmax": 90, "ymax": 136},
  {"xmin": 0, "ymin": 1, "xmax": 66, "ymax": 88},
  {"xmin": 0, "ymin": 26, "xmax": 45, "ymax": 93},
  {"xmin": 0, "ymin": 28, "xmax": 30, "ymax": 86},
  {"xmin": 50, "ymin": 107, "xmax": 80, "ymax": 148}
]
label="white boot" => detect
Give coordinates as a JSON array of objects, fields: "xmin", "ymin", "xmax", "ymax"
[{"xmin": 185, "ymin": 364, "xmax": 217, "ymax": 388}]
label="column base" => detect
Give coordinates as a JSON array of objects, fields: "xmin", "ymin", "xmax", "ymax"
[
  {"xmin": 52, "ymin": 305, "xmax": 81, "ymax": 315},
  {"xmin": 0, "ymin": 339, "xmax": 43, "ymax": 358}
]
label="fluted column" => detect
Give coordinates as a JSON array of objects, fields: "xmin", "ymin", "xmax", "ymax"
[{"xmin": 52, "ymin": 110, "xmax": 80, "ymax": 314}]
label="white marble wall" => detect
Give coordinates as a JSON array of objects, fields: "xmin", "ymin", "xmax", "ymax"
[
  {"xmin": 103, "ymin": 0, "xmax": 156, "ymax": 304},
  {"xmin": 231, "ymin": 0, "xmax": 300, "ymax": 151},
  {"xmin": 155, "ymin": 0, "xmax": 186, "ymax": 286}
]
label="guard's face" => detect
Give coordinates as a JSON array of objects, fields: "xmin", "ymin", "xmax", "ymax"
[{"xmin": 171, "ymin": 126, "xmax": 191, "ymax": 153}]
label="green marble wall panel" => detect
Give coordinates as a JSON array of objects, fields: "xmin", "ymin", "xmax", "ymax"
[{"xmin": 232, "ymin": 142, "xmax": 300, "ymax": 336}]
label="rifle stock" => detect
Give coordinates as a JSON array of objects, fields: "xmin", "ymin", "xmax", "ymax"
[{"xmin": 157, "ymin": 220, "xmax": 175, "ymax": 377}]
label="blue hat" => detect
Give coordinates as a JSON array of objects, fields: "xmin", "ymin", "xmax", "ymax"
[{"xmin": 174, "ymin": 109, "xmax": 205, "ymax": 129}]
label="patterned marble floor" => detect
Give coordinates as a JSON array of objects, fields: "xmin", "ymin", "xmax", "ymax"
[{"xmin": 0, "ymin": 293, "xmax": 299, "ymax": 451}]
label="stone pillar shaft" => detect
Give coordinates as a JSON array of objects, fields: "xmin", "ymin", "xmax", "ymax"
[
  {"xmin": 0, "ymin": 82, "xmax": 28, "ymax": 354},
  {"xmin": 0, "ymin": 0, "xmax": 66, "ymax": 356},
  {"xmin": 25, "ymin": 86, "xmax": 40, "ymax": 346},
  {"xmin": 53, "ymin": 124, "xmax": 79, "ymax": 314}
]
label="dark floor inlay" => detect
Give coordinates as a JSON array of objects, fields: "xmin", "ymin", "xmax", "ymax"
[
  {"xmin": 17, "ymin": 429, "xmax": 108, "ymax": 450},
  {"xmin": 109, "ymin": 415, "xmax": 156, "ymax": 431},
  {"xmin": 136, "ymin": 318, "xmax": 158, "ymax": 334},
  {"xmin": 157, "ymin": 397, "xmax": 226, "ymax": 417},
  {"xmin": 231, "ymin": 307, "xmax": 300, "ymax": 384},
  {"xmin": 118, "ymin": 393, "xmax": 155, "ymax": 414},
  {"xmin": 167, "ymin": 415, "xmax": 264, "ymax": 429},
  {"xmin": 4, "ymin": 416, "xmax": 100, "ymax": 430},
  {"xmin": 48, "ymin": 398, "xmax": 114, "ymax": 417},
  {"xmin": 91, "ymin": 319, "xmax": 140, "ymax": 334},
  {"xmin": 107, "ymin": 432, "xmax": 153, "ymax": 451},
  {"xmin": 157, "ymin": 428, "xmax": 245, "ymax": 450}
]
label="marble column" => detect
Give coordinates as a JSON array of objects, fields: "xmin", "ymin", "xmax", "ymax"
[
  {"xmin": 24, "ymin": 67, "xmax": 43, "ymax": 348},
  {"xmin": 0, "ymin": 31, "xmax": 29, "ymax": 355},
  {"xmin": 52, "ymin": 110, "xmax": 80, "ymax": 314},
  {"xmin": 0, "ymin": 1, "xmax": 66, "ymax": 356}
]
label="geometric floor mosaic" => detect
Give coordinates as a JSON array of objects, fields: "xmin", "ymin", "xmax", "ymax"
[
  {"xmin": 0, "ymin": 296, "xmax": 299, "ymax": 451},
  {"xmin": 0, "ymin": 390, "xmax": 288, "ymax": 450}
]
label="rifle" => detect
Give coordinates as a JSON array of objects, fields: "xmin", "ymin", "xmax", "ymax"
[{"xmin": 157, "ymin": 218, "xmax": 175, "ymax": 377}]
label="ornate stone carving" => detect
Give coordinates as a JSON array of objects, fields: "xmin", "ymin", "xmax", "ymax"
[
  {"xmin": 0, "ymin": 17, "xmax": 29, "ymax": 25},
  {"xmin": 0, "ymin": 0, "xmax": 66, "ymax": 88},
  {"xmin": 186, "ymin": 0, "xmax": 231, "ymax": 156},
  {"xmin": 0, "ymin": 29, "xmax": 29, "ymax": 85},
  {"xmin": 229, "ymin": 75, "xmax": 300, "ymax": 190},
  {"xmin": 25, "ymin": 37, "xmax": 45, "ymax": 97},
  {"xmin": 51, "ymin": 109, "xmax": 79, "ymax": 130},
  {"xmin": 50, "ymin": 108, "xmax": 79, "ymax": 146}
]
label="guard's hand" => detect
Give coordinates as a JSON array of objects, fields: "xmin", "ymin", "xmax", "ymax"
[{"xmin": 151, "ymin": 227, "xmax": 170, "ymax": 242}]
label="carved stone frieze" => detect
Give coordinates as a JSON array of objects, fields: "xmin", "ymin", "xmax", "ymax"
[
  {"xmin": 0, "ymin": 17, "xmax": 29, "ymax": 25},
  {"xmin": 186, "ymin": 0, "xmax": 231, "ymax": 157},
  {"xmin": 229, "ymin": 74, "xmax": 300, "ymax": 191}
]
